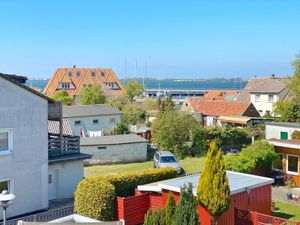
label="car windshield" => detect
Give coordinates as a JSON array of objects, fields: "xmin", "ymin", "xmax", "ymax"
[{"xmin": 160, "ymin": 156, "xmax": 177, "ymax": 163}]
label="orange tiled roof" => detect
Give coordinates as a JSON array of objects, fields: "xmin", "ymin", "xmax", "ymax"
[
  {"xmin": 187, "ymin": 97, "xmax": 258, "ymax": 117},
  {"xmin": 44, "ymin": 67, "xmax": 124, "ymax": 98},
  {"xmin": 204, "ymin": 90, "xmax": 238, "ymax": 101}
]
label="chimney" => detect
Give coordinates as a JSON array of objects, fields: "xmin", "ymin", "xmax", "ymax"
[
  {"xmin": 73, "ymin": 65, "xmax": 76, "ymax": 68},
  {"xmin": 271, "ymin": 74, "xmax": 275, "ymax": 78}
]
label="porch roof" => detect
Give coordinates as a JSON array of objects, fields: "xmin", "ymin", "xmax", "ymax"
[
  {"xmin": 138, "ymin": 171, "xmax": 273, "ymax": 195},
  {"xmin": 269, "ymin": 139, "xmax": 300, "ymax": 150}
]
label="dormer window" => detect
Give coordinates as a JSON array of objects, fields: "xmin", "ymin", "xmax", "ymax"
[
  {"xmin": 68, "ymin": 72, "xmax": 72, "ymax": 77},
  {"xmin": 101, "ymin": 71, "xmax": 105, "ymax": 77},
  {"xmin": 76, "ymin": 71, "xmax": 81, "ymax": 77},
  {"xmin": 91, "ymin": 72, "xmax": 96, "ymax": 77}
]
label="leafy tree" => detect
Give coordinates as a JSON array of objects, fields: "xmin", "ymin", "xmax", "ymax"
[
  {"xmin": 225, "ymin": 140, "xmax": 277, "ymax": 173},
  {"xmin": 272, "ymin": 52, "xmax": 300, "ymax": 121},
  {"xmin": 52, "ymin": 90, "xmax": 73, "ymax": 105},
  {"xmin": 151, "ymin": 110, "xmax": 198, "ymax": 156},
  {"xmin": 292, "ymin": 130, "xmax": 300, "ymax": 139},
  {"xmin": 80, "ymin": 84, "xmax": 106, "ymax": 105},
  {"xmin": 122, "ymin": 102, "xmax": 147, "ymax": 125},
  {"xmin": 125, "ymin": 80, "xmax": 144, "ymax": 101},
  {"xmin": 165, "ymin": 193, "xmax": 176, "ymax": 225},
  {"xmin": 172, "ymin": 183, "xmax": 199, "ymax": 225},
  {"xmin": 113, "ymin": 122, "xmax": 129, "ymax": 135},
  {"xmin": 106, "ymin": 95, "xmax": 129, "ymax": 111},
  {"xmin": 158, "ymin": 96, "xmax": 175, "ymax": 113},
  {"xmin": 144, "ymin": 208, "xmax": 165, "ymax": 225},
  {"xmin": 197, "ymin": 142, "xmax": 230, "ymax": 225}
]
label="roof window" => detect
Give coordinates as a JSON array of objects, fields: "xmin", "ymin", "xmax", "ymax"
[
  {"xmin": 68, "ymin": 72, "xmax": 72, "ymax": 77},
  {"xmin": 76, "ymin": 71, "xmax": 80, "ymax": 77},
  {"xmin": 91, "ymin": 72, "xmax": 96, "ymax": 77}
]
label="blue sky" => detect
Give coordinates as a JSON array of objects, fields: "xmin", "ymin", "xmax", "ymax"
[{"xmin": 0, "ymin": 0, "xmax": 299, "ymax": 79}]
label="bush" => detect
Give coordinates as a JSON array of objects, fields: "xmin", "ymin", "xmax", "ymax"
[
  {"xmin": 144, "ymin": 208, "xmax": 165, "ymax": 225},
  {"xmin": 292, "ymin": 130, "xmax": 300, "ymax": 139},
  {"xmin": 74, "ymin": 177, "xmax": 115, "ymax": 221},
  {"xmin": 105, "ymin": 168, "xmax": 177, "ymax": 197},
  {"xmin": 225, "ymin": 140, "xmax": 277, "ymax": 173},
  {"xmin": 165, "ymin": 193, "xmax": 176, "ymax": 225},
  {"xmin": 74, "ymin": 168, "xmax": 177, "ymax": 221}
]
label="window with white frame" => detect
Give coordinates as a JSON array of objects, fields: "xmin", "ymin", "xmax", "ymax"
[
  {"xmin": 0, "ymin": 180, "xmax": 10, "ymax": 192},
  {"xmin": 268, "ymin": 95, "xmax": 274, "ymax": 103},
  {"xmin": 287, "ymin": 154, "xmax": 299, "ymax": 175},
  {"xmin": 272, "ymin": 153, "xmax": 283, "ymax": 171},
  {"xmin": 255, "ymin": 94, "xmax": 260, "ymax": 102},
  {"xmin": 0, "ymin": 129, "xmax": 12, "ymax": 153}
]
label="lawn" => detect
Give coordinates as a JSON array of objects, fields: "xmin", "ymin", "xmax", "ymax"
[
  {"xmin": 272, "ymin": 201, "xmax": 300, "ymax": 221},
  {"xmin": 84, "ymin": 157, "xmax": 206, "ymax": 177}
]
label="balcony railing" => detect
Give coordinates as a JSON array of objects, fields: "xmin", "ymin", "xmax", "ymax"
[{"xmin": 48, "ymin": 133, "xmax": 80, "ymax": 158}]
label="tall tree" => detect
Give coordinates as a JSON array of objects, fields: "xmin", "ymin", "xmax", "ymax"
[
  {"xmin": 158, "ymin": 96, "xmax": 175, "ymax": 113},
  {"xmin": 151, "ymin": 110, "xmax": 197, "ymax": 156},
  {"xmin": 52, "ymin": 90, "xmax": 73, "ymax": 105},
  {"xmin": 80, "ymin": 84, "xmax": 106, "ymax": 105},
  {"xmin": 122, "ymin": 102, "xmax": 147, "ymax": 125},
  {"xmin": 165, "ymin": 193, "xmax": 176, "ymax": 225},
  {"xmin": 197, "ymin": 142, "xmax": 230, "ymax": 225},
  {"xmin": 125, "ymin": 80, "xmax": 144, "ymax": 101},
  {"xmin": 172, "ymin": 183, "xmax": 199, "ymax": 225}
]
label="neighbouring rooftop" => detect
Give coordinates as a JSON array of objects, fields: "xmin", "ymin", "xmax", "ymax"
[
  {"xmin": 269, "ymin": 139, "xmax": 300, "ymax": 150},
  {"xmin": 80, "ymin": 134, "xmax": 148, "ymax": 146},
  {"xmin": 63, "ymin": 104, "xmax": 122, "ymax": 118},
  {"xmin": 265, "ymin": 122, "xmax": 300, "ymax": 128},
  {"xmin": 138, "ymin": 171, "xmax": 274, "ymax": 195}
]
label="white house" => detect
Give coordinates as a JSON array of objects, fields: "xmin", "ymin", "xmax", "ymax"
[
  {"xmin": 265, "ymin": 122, "xmax": 300, "ymax": 140},
  {"xmin": 63, "ymin": 104, "xmax": 122, "ymax": 137},
  {"xmin": 0, "ymin": 74, "xmax": 91, "ymax": 219},
  {"xmin": 80, "ymin": 134, "xmax": 148, "ymax": 164},
  {"xmin": 236, "ymin": 75, "xmax": 289, "ymax": 116}
]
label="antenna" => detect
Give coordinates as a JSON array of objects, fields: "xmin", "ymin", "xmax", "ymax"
[
  {"xmin": 134, "ymin": 57, "xmax": 138, "ymax": 80},
  {"xmin": 143, "ymin": 61, "xmax": 147, "ymax": 88},
  {"xmin": 124, "ymin": 56, "xmax": 127, "ymax": 77}
]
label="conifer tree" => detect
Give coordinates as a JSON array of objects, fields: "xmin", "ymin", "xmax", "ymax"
[
  {"xmin": 144, "ymin": 208, "xmax": 165, "ymax": 225},
  {"xmin": 165, "ymin": 193, "xmax": 176, "ymax": 225},
  {"xmin": 172, "ymin": 183, "xmax": 199, "ymax": 225},
  {"xmin": 197, "ymin": 141, "xmax": 230, "ymax": 225}
]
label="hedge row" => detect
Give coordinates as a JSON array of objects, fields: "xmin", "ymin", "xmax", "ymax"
[{"xmin": 75, "ymin": 167, "xmax": 177, "ymax": 221}]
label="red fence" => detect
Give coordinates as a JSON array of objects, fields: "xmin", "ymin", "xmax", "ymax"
[{"xmin": 235, "ymin": 208, "xmax": 300, "ymax": 225}]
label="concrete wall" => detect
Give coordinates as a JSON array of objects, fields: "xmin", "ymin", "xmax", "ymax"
[
  {"xmin": 0, "ymin": 78, "xmax": 48, "ymax": 219},
  {"xmin": 266, "ymin": 124, "xmax": 300, "ymax": 140},
  {"xmin": 81, "ymin": 142, "xmax": 147, "ymax": 164},
  {"xmin": 250, "ymin": 93, "xmax": 279, "ymax": 116},
  {"xmin": 67, "ymin": 114, "xmax": 122, "ymax": 136},
  {"xmin": 48, "ymin": 160, "xmax": 84, "ymax": 200}
]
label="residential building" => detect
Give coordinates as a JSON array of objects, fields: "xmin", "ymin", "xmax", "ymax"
[
  {"xmin": 0, "ymin": 74, "xmax": 91, "ymax": 219},
  {"xmin": 115, "ymin": 171, "xmax": 274, "ymax": 225},
  {"xmin": 217, "ymin": 116, "xmax": 270, "ymax": 128},
  {"xmin": 266, "ymin": 122, "xmax": 300, "ymax": 187},
  {"xmin": 80, "ymin": 134, "xmax": 148, "ymax": 164},
  {"xmin": 63, "ymin": 104, "xmax": 122, "ymax": 137},
  {"xmin": 181, "ymin": 98, "xmax": 260, "ymax": 126},
  {"xmin": 236, "ymin": 75, "xmax": 289, "ymax": 116},
  {"xmin": 43, "ymin": 66, "xmax": 124, "ymax": 102}
]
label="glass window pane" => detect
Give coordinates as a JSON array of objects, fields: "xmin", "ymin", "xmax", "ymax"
[
  {"xmin": 0, "ymin": 132, "xmax": 8, "ymax": 151},
  {"xmin": 288, "ymin": 155, "xmax": 298, "ymax": 173},
  {"xmin": 0, "ymin": 181, "xmax": 9, "ymax": 192}
]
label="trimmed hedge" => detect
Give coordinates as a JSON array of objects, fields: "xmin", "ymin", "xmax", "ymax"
[
  {"xmin": 74, "ymin": 177, "xmax": 115, "ymax": 221},
  {"xmin": 75, "ymin": 167, "xmax": 177, "ymax": 220},
  {"xmin": 106, "ymin": 168, "xmax": 177, "ymax": 197}
]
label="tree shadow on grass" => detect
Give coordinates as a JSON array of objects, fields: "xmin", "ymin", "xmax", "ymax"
[{"xmin": 272, "ymin": 211, "xmax": 295, "ymax": 220}]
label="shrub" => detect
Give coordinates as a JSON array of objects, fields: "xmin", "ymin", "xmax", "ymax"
[
  {"xmin": 225, "ymin": 140, "xmax": 277, "ymax": 173},
  {"xmin": 165, "ymin": 193, "xmax": 176, "ymax": 225},
  {"xmin": 292, "ymin": 130, "xmax": 300, "ymax": 139},
  {"xmin": 172, "ymin": 183, "xmax": 199, "ymax": 225},
  {"xmin": 144, "ymin": 208, "xmax": 165, "ymax": 225},
  {"xmin": 105, "ymin": 168, "xmax": 177, "ymax": 197},
  {"xmin": 74, "ymin": 177, "xmax": 115, "ymax": 221}
]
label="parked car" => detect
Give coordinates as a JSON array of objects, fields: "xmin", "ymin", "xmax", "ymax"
[{"xmin": 153, "ymin": 151, "xmax": 181, "ymax": 174}]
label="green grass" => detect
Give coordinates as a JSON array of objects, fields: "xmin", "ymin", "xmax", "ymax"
[
  {"xmin": 84, "ymin": 157, "xmax": 206, "ymax": 177},
  {"xmin": 272, "ymin": 201, "xmax": 300, "ymax": 221}
]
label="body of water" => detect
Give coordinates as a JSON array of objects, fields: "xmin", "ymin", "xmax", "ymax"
[{"xmin": 26, "ymin": 79, "xmax": 247, "ymax": 91}]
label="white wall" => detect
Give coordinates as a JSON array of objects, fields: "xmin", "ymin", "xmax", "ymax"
[
  {"xmin": 48, "ymin": 160, "xmax": 84, "ymax": 200},
  {"xmin": 0, "ymin": 78, "xmax": 49, "ymax": 219},
  {"xmin": 250, "ymin": 94, "xmax": 279, "ymax": 116},
  {"xmin": 67, "ymin": 114, "xmax": 122, "ymax": 136},
  {"xmin": 81, "ymin": 142, "xmax": 147, "ymax": 164},
  {"xmin": 266, "ymin": 124, "xmax": 300, "ymax": 140}
]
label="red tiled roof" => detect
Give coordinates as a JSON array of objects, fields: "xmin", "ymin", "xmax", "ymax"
[
  {"xmin": 188, "ymin": 98, "xmax": 255, "ymax": 116},
  {"xmin": 270, "ymin": 139, "xmax": 300, "ymax": 145},
  {"xmin": 204, "ymin": 90, "xmax": 238, "ymax": 101}
]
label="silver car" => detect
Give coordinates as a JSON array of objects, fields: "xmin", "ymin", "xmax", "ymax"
[{"xmin": 153, "ymin": 151, "xmax": 181, "ymax": 174}]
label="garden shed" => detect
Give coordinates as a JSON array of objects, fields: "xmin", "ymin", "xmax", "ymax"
[{"xmin": 116, "ymin": 171, "xmax": 274, "ymax": 225}]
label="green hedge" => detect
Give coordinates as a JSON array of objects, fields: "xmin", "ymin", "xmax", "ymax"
[
  {"xmin": 75, "ymin": 167, "xmax": 177, "ymax": 220},
  {"xmin": 74, "ymin": 177, "xmax": 115, "ymax": 221},
  {"xmin": 106, "ymin": 168, "xmax": 177, "ymax": 197},
  {"xmin": 225, "ymin": 140, "xmax": 277, "ymax": 173}
]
